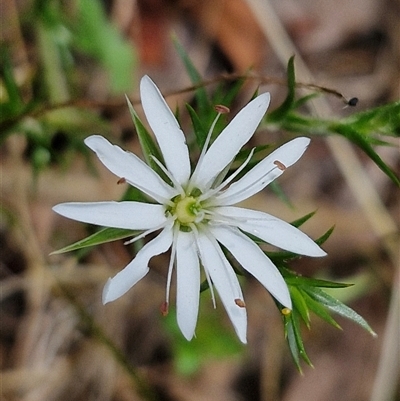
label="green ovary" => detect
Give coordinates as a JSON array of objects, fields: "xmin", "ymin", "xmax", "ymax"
[{"xmin": 175, "ymin": 196, "xmax": 200, "ymax": 224}]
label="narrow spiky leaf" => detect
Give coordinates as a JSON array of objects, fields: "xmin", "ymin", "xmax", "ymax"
[
  {"xmin": 186, "ymin": 103, "xmax": 208, "ymax": 149},
  {"xmin": 125, "ymin": 95, "xmax": 164, "ymax": 168},
  {"xmin": 301, "ymin": 289, "xmax": 342, "ymax": 329},
  {"xmin": 51, "ymin": 227, "xmax": 137, "ymax": 254},
  {"xmin": 290, "ymin": 211, "xmax": 317, "ymax": 228},
  {"xmin": 290, "ymin": 286, "xmax": 310, "ymax": 328},
  {"xmin": 173, "ymin": 36, "xmax": 210, "ymax": 114},
  {"xmin": 332, "ymin": 123, "xmax": 399, "ymax": 186},
  {"xmin": 303, "ymin": 287, "xmax": 377, "ymax": 336},
  {"xmin": 268, "ymin": 56, "xmax": 296, "ymax": 121}
]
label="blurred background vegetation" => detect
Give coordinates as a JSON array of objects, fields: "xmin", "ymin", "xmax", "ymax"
[{"xmin": 1, "ymin": 0, "xmax": 399, "ymax": 400}]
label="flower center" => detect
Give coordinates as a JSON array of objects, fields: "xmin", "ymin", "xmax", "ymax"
[{"xmin": 175, "ymin": 196, "xmax": 200, "ymax": 224}]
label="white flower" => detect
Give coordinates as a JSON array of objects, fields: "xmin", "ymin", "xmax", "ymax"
[{"xmin": 53, "ymin": 75, "xmax": 326, "ymax": 343}]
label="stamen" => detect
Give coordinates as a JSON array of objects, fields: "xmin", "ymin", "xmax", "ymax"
[
  {"xmin": 123, "ymin": 221, "xmax": 170, "ymax": 245},
  {"xmin": 204, "ymin": 228, "xmax": 242, "ymax": 300},
  {"xmin": 117, "ymin": 177, "xmax": 126, "ymax": 184},
  {"xmin": 207, "ymin": 209, "xmax": 276, "ymax": 232},
  {"xmin": 202, "ymin": 262, "xmax": 216, "ymax": 309},
  {"xmin": 214, "ymin": 163, "xmax": 277, "ymax": 206},
  {"xmin": 160, "ymin": 301, "xmax": 169, "ymax": 316},
  {"xmin": 199, "ymin": 148, "xmax": 256, "ymax": 202},
  {"xmin": 151, "ymin": 156, "xmax": 185, "ymax": 197},
  {"xmin": 235, "ymin": 298, "xmax": 246, "ymax": 308},
  {"xmin": 205, "ymin": 208, "xmax": 251, "ymax": 224},
  {"xmin": 165, "ymin": 224, "xmax": 179, "ymax": 305},
  {"xmin": 194, "ymin": 210, "xmax": 205, "ymax": 223},
  {"xmin": 214, "ymin": 104, "xmax": 230, "ymax": 114},
  {"xmin": 347, "ymin": 97, "xmax": 358, "ymax": 107},
  {"xmin": 343, "ymin": 97, "xmax": 359, "ymax": 109},
  {"xmin": 281, "ymin": 307, "xmax": 292, "ymax": 316},
  {"xmin": 202, "ymin": 112, "xmax": 223, "ymax": 155},
  {"xmin": 187, "ymin": 111, "xmax": 223, "ymax": 193},
  {"xmin": 190, "ymin": 224, "xmax": 217, "ymax": 308},
  {"xmin": 273, "ymin": 160, "xmax": 286, "ymax": 171},
  {"xmin": 125, "ymin": 178, "xmax": 175, "ymax": 206}
]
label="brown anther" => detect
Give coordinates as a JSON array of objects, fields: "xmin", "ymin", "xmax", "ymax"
[
  {"xmin": 160, "ymin": 301, "xmax": 169, "ymax": 316},
  {"xmin": 347, "ymin": 97, "xmax": 358, "ymax": 107},
  {"xmin": 214, "ymin": 104, "xmax": 230, "ymax": 114},
  {"xmin": 273, "ymin": 160, "xmax": 287, "ymax": 171},
  {"xmin": 235, "ymin": 298, "xmax": 246, "ymax": 308},
  {"xmin": 281, "ymin": 307, "xmax": 292, "ymax": 316},
  {"xmin": 117, "ymin": 177, "xmax": 126, "ymax": 185}
]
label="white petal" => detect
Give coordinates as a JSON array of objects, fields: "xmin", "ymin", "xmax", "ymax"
[
  {"xmin": 216, "ymin": 206, "xmax": 326, "ymax": 257},
  {"xmin": 191, "ymin": 93, "xmax": 270, "ymax": 190},
  {"xmin": 215, "ymin": 137, "xmax": 310, "ymax": 205},
  {"xmin": 176, "ymin": 231, "xmax": 200, "ymax": 340},
  {"xmin": 210, "ymin": 225, "xmax": 291, "ymax": 308},
  {"xmin": 140, "ymin": 76, "xmax": 191, "ymax": 186},
  {"xmin": 85, "ymin": 135, "xmax": 177, "ymax": 203},
  {"xmin": 53, "ymin": 202, "xmax": 167, "ymax": 230},
  {"xmin": 196, "ymin": 230, "xmax": 247, "ymax": 343},
  {"xmin": 102, "ymin": 225, "xmax": 174, "ymax": 304}
]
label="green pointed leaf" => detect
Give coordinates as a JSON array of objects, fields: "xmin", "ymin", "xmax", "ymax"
[
  {"xmin": 289, "ymin": 286, "xmax": 310, "ymax": 328},
  {"xmin": 186, "ymin": 103, "xmax": 208, "ymax": 149},
  {"xmin": 125, "ymin": 96, "xmax": 163, "ymax": 165},
  {"xmin": 290, "ymin": 211, "xmax": 317, "ymax": 228},
  {"xmin": 125, "ymin": 96, "xmax": 172, "ymax": 184},
  {"xmin": 268, "ymin": 181, "xmax": 294, "ymax": 208},
  {"xmin": 315, "ymin": 225, "xmax": 335, "ymax": 246},
  {"xmin": 292, "ymin": 313, "xmax": 313, "ymax": 368},
  {"xmin": 332, "ymin": 123, "xmax": 399, "ymax": 186},
  {"xmin": 301, "ymin": 290, "xmax": 342, "ymax": 329},
  {"xmin": 348, "ymin": 101, "xmax": 400, "ymax": 137},
  {"xmin": 120, "ymin": 185, "xmax": 152, "ymax": 203},
  {"xmin": 284, "ymin": 310, "xmax": 313, "ymax": 370},
  {"xmin": 51, "ymin": 227, "xmax": 137, "ymax": 254},
  {"xmin": 268, "ymin": 56, "xmax": 296, "ymax": 121},
  {"xmin": 200, "ymin": 279, "xmax": 210, "ymax": 293},
  {"xmin": 285, "ymin": 274, "xmax": 352, "ymax": 289},
  {"xmin": 284, "ymin": 314, "xmax": 302, "ymax": 371},
  {"xmin": 173, "ymin": 36, "xmax": 210, "ymax": 115},
  {"xmin": 303, "ymin": 287, "xmax": 377, "ymax": 336},
  {"xmin": 265, "ymin": 249, "xmax": 304, "ymax": 263},
  {"xmin": 213, "ymin": 76, "xmax": 246, "ymax": 108}
]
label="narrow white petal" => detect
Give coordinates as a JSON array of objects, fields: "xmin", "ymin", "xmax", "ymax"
[
  {"xmin": 176, "ymin": 231, "xmax": 200, "ymax": 340},
  {"xmin": 191, "ymin": 93, "xmax": 270, "ymax": 190},
  {"xmin": 210, "ymin": 225, "xmax": 291, "ymax": 308},
  {"xmin": 53, "ymin": 202, "xmax": 167, "ymax": 230},
  {"xmin": 140, "ymin": 76, "xmax": 191, "ymax": 185},
  {"xmin": 196, "ymin": 231, "xmax": 247, "ymax": 343},
  {"xmin": 102, "ymin": 225, "xmax": 174, "ymax": 304},
  {"xmin": 84, "ymin": 135, "xmax": 177, "ymax": 203},
  {"xmin": 215, "ymin": 137, "xmax": 310, "ymax": 205},
  {"xmin": 216, "ymin": 206, "xmax": 327, "ymax": 257}
]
